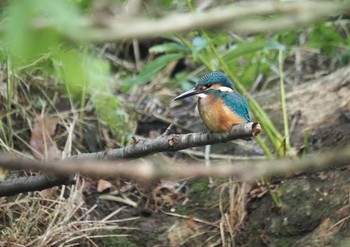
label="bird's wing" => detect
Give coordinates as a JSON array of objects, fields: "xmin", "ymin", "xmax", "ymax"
[{"xmin": 223, "ymin": 92, "xmax": 251, "ymax": 122}]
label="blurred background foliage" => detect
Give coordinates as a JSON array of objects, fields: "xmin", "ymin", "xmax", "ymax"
[
  {"xmin": 1, "ymin": 0, "xmax": 350, "ymax": 245},
  {"xmin": 0, "ymin": 0, "xmax": 349, "ymax": 154}
]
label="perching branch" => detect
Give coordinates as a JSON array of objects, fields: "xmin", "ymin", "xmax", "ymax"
[
  {"xmin": 68, "ymin": 1, "xmax": 350, "ymax": 41},
  {"xmin": 71, "ymin": 122, "xmax": 261, "ymax": 160},
  {"xmin": 0, "ymin": 123, "xmax": 260, "ymax": 196}
]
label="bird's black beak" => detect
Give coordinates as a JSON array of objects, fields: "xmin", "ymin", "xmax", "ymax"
[{"xmin": 173, "ymin": 88, "xmax": 203, "ymax": 101}]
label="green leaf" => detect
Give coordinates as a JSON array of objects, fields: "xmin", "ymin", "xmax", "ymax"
[
  {"xmin": 84, "ymin": 56, "xmax": 132, "ymax": 137},
  {"xmin": 308, "ymin": 23, "xmax": 343, "ymax": 55},
  {"xmin": 3, "ymin": 1, "xmax": 56, "ymax": 65},
  {"xmin": 223, "ymin": 39, "xmax": 265, "ymax": 63},
  {"xmin": 54, "ymin": 48, "xmax": 132, "ymax": 137},
  {"xmin": 54, "ymin": 49, "xmax": 111, "ymax": 99},
  {"xmin": 94, "ymin": 95, "xmax": 131, "ymax": 137},
  {"xmin": 240, "ymin": 62, "xmax": 258, "ymax": 88},
  {"xmin": 123, "ymin": 53, "xmax": 183, "ymax": 92},
  {"xmin": 71, "ymin": 0, "xmax": 94, "ymax": 11},
  {"xmin": 53, "ymin": 49, "xmax": 88, "ymax": 99},
  {"xmin": 2, "ymin": 0, "xmax": 81, "ymax": 66},
  {"xmin": 149, "ymin": 42, "xmax": 188, "ymax": 53},
  {"xmin": 265, "ymin": 40, "xmax": 285, "ymax": 50},
  {"xmin": 85, "ymin": 55, "xmax": 111, "ymax": 98},
  {"xmin": 39, "ymin": 0, "xmax": 82, "ymax": 34},
  {"xmin": 203, "ymin": 31, "xmax": 230, "ymax": 47},
  {"xmin": 277, "ymin": 31, "xmax": 299, "ymax": 46}
]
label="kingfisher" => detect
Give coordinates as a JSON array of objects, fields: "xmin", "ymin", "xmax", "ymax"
[{"xmin": 173, "ymin": 71, "xmax": 251, "ymax": 132}]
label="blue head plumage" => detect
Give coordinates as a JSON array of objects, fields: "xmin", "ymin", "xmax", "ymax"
[{"xmin": 196, "ymin": 71, "xmax": 235, "ymax": 90}]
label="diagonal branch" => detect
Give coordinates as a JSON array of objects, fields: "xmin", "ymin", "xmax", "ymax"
[{"xmin": 72, "ymin": 122, "xmax": 261, "ymax": 160}]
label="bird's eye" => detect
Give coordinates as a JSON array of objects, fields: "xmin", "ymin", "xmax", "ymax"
[{"xmin": 205, "ymin": 84, "xmax": 211, "ymax": 88}]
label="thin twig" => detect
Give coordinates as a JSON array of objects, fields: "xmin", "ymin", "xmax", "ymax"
[
  {"xmin": 162, "ymin": 124, "xmax": 175, "ymax": 136},
  {"xmin": 179, "ymin": 149, "xmax": 265, "ymax": 160}
]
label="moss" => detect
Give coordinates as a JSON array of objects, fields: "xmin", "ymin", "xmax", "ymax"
[
  {"xmin": 123, "ymin": 215, "xmax": 171, "ymax": 246},
  {"xmin": 101, "ymin": 236, "xmax": 137, "ymax": 247},
  {"xmin": 191, "ymin": 180, "xmax": 210, "ymax": 200},
  {"xmin": 244, "ymin": 170, "xmax": 350, "ymax": 246},
  {"xmin": 272, "ymin": 237, "xmax": 300, "ymax": 247},
  {"xmin": 176, "ymin": 179, "xmax": 220, "ymax": 221}
]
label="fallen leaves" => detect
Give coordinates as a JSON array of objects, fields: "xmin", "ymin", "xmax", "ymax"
[
  {"xmin": 97, "ymin": 179, "xmax": 113, "ymax": 193},
  {"xmin": 153, "ymin": 180, "xmax": 186, "ymax": 212},
  {"xmin": 30, "ymin": 115, "xmax": 62, "ymax": 160}
]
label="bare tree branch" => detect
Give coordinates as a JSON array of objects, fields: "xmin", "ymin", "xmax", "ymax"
[
  {"xmin": 68, "ymin": 1, "xmax": 350, "ymax": 41},
  {"xmin": 0, "ymin": 145, "xmax": 349, "ymax": 196},
  {"xmin": 0, "ymin": 174, "xmax": 75, "ymax": 197},
  {"xmin": 0, "ymin": 123, "xmax": 260, "ymax": 196},
  {"xmin": 71, "ymin": 122, "xmax": 260, "ymax": 160}
]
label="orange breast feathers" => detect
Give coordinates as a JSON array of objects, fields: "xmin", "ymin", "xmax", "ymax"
[{"xmin": 198, "ymin": 94, "xmax": 246, "ymax": 132}]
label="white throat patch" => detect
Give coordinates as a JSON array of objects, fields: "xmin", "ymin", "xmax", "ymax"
[{"xmin": 196, "ymin": 93, "xmax": 208, "ymax": 98}]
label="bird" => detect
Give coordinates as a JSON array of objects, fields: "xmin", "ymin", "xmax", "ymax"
[{"xmin": 173, "ymin": 71, "xmax": 251, "ymax": 132}]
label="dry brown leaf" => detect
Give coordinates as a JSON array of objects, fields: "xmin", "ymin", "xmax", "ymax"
[
  {"xmin": 249, "ymin": 185, "xmax": 268, "ymax": 199},
  {"xmin": 186, "ymin": 216, "xmax": 197, "ymax": 231},
  {"xmin": 102, "ymin": 128, "xmax": 116, "ymax": 148},
  {"xmin": 30, "ymin": 115, "xmax": 61, "ymax": 160},
  {"xmin": 153, "ymin": 180, "xmax": 185, "ymax": 211},
  {"xmin": 47, "ymin": 144, "xmax": 62, "ymax": 160},
  {"xmin": 97, "ymin": 179, "xmax": 113, "ymax": 193},
  {"xmin": 39, "ymin": 186, "xmax": 60, "ymax": 199}
]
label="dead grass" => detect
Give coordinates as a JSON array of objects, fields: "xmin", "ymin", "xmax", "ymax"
[
  {"xmin": 0, "ymin": 60, "xmax": 142, "ymax": 246},
  {"xmin": 218, "ymin": 179, "xmax": 247, "ymax": 246},
  {"xmin": 0, "ymin": 179, "xmax": 137, "ymax": 246}
]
